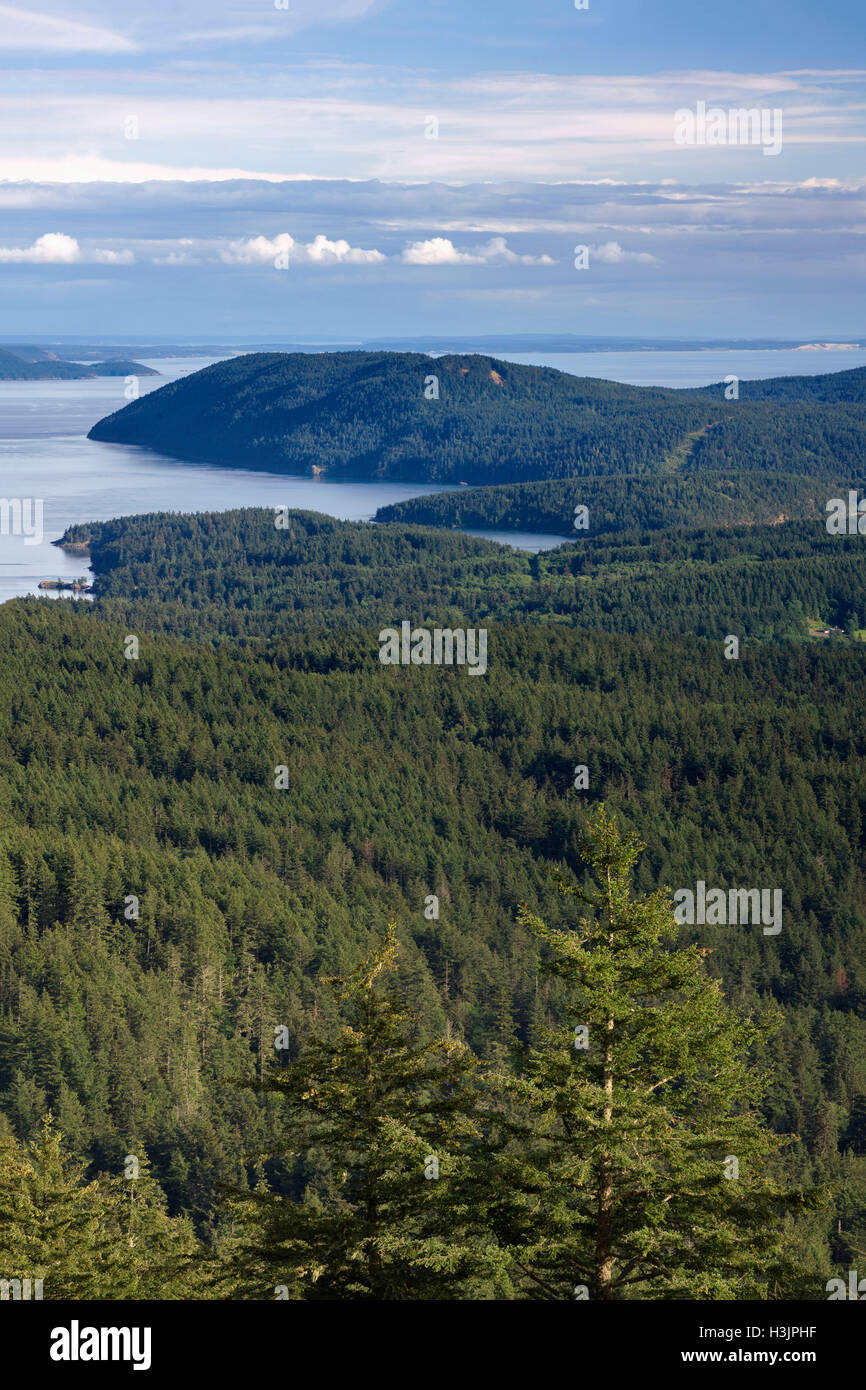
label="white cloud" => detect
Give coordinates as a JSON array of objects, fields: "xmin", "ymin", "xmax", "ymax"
[
  {"xmin": 0, "ymin": 4, "xmax": 134, "ymax": 53},
  {"xmin": 591, "ymin": 240, "xmax": 660, "ymax": 265},
  {"xmin": 0, "ymin": 232, "xmax": 81, "ymax": 263},
  {"xmin": 221, "ymin": 232, "xmax": 385, "ymax": 265},
  {"xmin": 303, "ymin": 233, "xmax": 386, "ymax": 264},
  {"xmin": 0, "ymin": 232, "xmax": 133, "ymax": 264},
  {"xmin": 175, "ymin": 0, "xmax": 390, "ymax": 47},
  {"xmin": 402, "ymin": 237, "xmax": 485, "ymax": 265},
  {"xmin": 401, "ymin": 235, "xmax": 555, "ymax": 266},
  {"xmin": 477, "ymin": 235, "xmax": 556, "ymax": 265},
  {"xmin": 151, "ymin": 238, "xmax": 203, "ymax": 265},
  {"xmin": 1, "ymin": 177, "xmax": 863, "ymax": 292}
]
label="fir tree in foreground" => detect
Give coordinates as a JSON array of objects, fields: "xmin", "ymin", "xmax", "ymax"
[
  {"xmin": 224, "ymin": 926, "xmax": 499, "ymax": 1299},
  {"xmin": 0, "ymin": 1115, "xmax": 200, "ymax": 1298},
  {"xmin": 486, "ymin": 807, "xmax": 822, "ymax": 1300}
]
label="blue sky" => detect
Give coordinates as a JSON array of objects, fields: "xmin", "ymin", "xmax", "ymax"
[{"xmin": 0, "ymin": 0, "xmax": 864, "ymax": 339}]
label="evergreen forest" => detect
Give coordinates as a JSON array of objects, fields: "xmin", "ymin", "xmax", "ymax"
[{"xmin": 1, "ymin": 498, "xmax": 865, "ymax": 1299}]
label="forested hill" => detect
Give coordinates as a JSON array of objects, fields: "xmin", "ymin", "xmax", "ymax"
[
  {"xmin": 0, "ymin": 347, "xmax": 156, "ymax": 380},
  {"xmin": 86, "ymin": 350, "xmax": 866, "ymax": 484},
  {"xmin": 59, "ymin": 507, "xmax": 866, "ymax": 644},
  {"xmin": 375, "ymin": 472, "xmax": 835, "ymax": 538},
  {"xmin": 721, "ymin": 364, "xmax": 866, "ymax": 402}
]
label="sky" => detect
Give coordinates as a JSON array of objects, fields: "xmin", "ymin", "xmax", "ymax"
[{"xmin": 0, "ymin": 0, "xmax": 864, "ymax": 340}]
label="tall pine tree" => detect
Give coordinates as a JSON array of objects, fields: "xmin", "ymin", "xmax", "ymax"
[{"xmin": 485, "ymin": 807, "xmax": 821, "ymax": 1300}]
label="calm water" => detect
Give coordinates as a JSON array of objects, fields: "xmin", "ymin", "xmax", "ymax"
[
  {"xmin": 1, "ymin": 347, "xmax": 862, "ymax": 602},
  {"xmin": 0, "ymin": 357, "xmax": 452, "ymax": 603}
]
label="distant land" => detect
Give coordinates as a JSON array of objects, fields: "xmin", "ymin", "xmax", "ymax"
[
  {"xmin": 0, "ymin": 347, "xmax": 158, "ymax": 381},
  {"xmin": 794, "ymin": 342, "xmax": 861, "ymax": 351},
  {"xmin": 2, "ymin": 334, "xmax": 862, "ymax": 359},
  {"xmin": 362, "ymin": 334, "xmax": 865, "ymax": 355}
]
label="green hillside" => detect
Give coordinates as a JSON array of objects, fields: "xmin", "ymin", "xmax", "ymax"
[
  {"xmin": 375, "ymin": 472, "xmax": 840, "ymax": 538},
  {"xmin": 86, "ymin": 351, "xmax": 866, "ymax": 489},
  {"xmin": 58, "ymin": 507, "xmax": 866, "ymax": 643},
  {"xmin": 722, "ymin": 364, "xmax": 866, "ymax": 402}
]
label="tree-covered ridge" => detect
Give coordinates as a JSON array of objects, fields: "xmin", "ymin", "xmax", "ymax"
[
  {"xmin": 60, "ymin": 507, "xmax": 866, "ymax": 643},
  {"xmin": 717, "ymin": 365, "xmax": 866, "ymax": 402},
  {"xmin": 375, "ymin": 472, "xmax": 838, "ymax": 538},
  {"xmin": 86, "ymin": 349, "xmax": 866, "ymax": 485}
]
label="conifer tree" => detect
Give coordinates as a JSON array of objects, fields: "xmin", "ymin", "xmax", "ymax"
[
  {"xmin": 486, "ymin": 807, "xmax": 821, "ymax": 1300},
  {"xmin": 102, "ymin": 1148, "xmax": 202, "ymax": 1298},
  {"xmin": 0, "ymin": 1115, "xmax": 118, "ymax": 1298},
  {"xmin": 0, "ymin": 1117, "xmax": 201, "ymax": 1299},
  {"xmin": 225, "ymin": 926, "xmax": 499, "ymax": 1299}
]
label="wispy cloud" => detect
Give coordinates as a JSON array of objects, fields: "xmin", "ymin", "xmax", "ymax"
[
  {"xmin": 0, "ymin": 0, "xmax": 390, "ymax": 54},
  {"xmin": 0, "ymin": 4, "xmax": 135, "ymax": 53},
  {"xmin": 0, "ymin": 155, "xmax": 317, "ymax": 185},
  {"xmin": 0, "ymin": 68, "xmax": 863, "ymax": 185}
]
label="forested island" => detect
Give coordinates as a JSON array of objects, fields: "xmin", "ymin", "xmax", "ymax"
[
  {"xmin": 86, "ymin": 351, "xmax": 866, "ymax": 495},
  {"xmin": 0, "ymin": 347, "xmax": 157, "ymax": 380}
]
